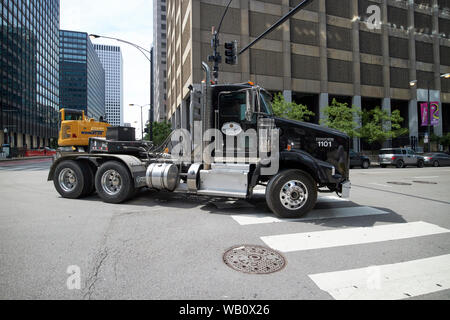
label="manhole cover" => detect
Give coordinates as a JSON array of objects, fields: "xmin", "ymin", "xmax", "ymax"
[
  {"xmin": 223, "ymin": 245, "xmax": 286, "ymax": 275},
  {"xmin": 387, "ymin": 182, "xmax": 412, "ymax": 186},
  {"xmin": 413, "ymin": 181, "xmax": 438, "ymax": 185}
]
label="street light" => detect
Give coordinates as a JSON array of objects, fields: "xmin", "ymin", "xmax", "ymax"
[
  {"xmin": 89, "ymin": 34, "xmax": 155, "ymax": 141},
  {"xmin": 129, "ymin": 104, "xmax": 150, "ymax": 141},
  {"xmin": 89, "ymin": 34, "xmax": 151, "ymax": 62},
  {"xmin": 410, "ymin": 73, "xmax": 450, "ymax": 152}
]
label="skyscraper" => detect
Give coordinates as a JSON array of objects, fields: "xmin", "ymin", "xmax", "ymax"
[
  {"xmin": 1, "ymin": 0, "xmax": 60, "ymax": 149},
  {"xmin": 153, "ymin": 0, "xmax": 168, "ymax": 122},
  {"xmin": 94, "ymin": 44, "xmax": 124, "ymax": 127},
  {"xmin": 166, "ymin": 0, "xmax": 450, "ymax": 151},
  {"xmin": 59, "ymin": 30, "xmax": 105, "ymax": 121}
]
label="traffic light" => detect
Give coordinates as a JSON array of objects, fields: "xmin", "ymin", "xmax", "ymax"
[{"xmin": 224, "ymin": 40, "xmax": 238, "ymax": 65}]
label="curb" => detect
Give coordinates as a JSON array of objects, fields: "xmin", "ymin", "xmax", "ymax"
[{"xmin": 0, "ymin": 156, "xmax": 53, "ymax": 163}]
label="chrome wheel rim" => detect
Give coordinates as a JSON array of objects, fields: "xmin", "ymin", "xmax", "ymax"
[
  {"xmin": 101, "ymin": 170, "xmax": 122, "ymax": 196},
  {"xmin": 59, "ymin": 168, "xmax": 78, "ymax": 192},
  {"xmin": 279, "ymin": 180, "xmax": 308, "ymax": 211}
]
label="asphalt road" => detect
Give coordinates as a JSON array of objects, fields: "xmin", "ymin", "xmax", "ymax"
[{"xmin": 0, "ymin": 159, "xmax": 449, "ymax": 300}]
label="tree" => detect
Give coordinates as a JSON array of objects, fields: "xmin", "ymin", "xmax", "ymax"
[
  {"xmin": 272, "ymin": 93, "xmax": 315, "ymax": 122},
  {"xmin": 359, "ymin": 107, "xmax": 409, "ymax": 145},
  {"xmin": 145, "ymin": 121, "xmax": 172, "ymax": 146},
  {"xmin": 438, "ymin": 133, "xmax": 450, "ymax": 152},
  {"xmin": 320, "ymin": 99, "xmax": 361, "ymax": 138}
]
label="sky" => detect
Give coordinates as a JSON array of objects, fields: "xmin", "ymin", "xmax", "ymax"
[{"xmin": 60, "ymin": 0, "xmax": 153, "ymax": 139}]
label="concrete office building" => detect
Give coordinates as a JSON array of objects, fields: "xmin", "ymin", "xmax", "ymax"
[
  {"xmin": 153, "ymin": 0, "xmax": 168, "ymax": 122},
  {"xmin": 1, "ymin": 0, "xmax": 60, "ymax": 149},
  {"xmin": 60, "ymin": 30, "xmax": 106, "ymax": 121},
  {"xmin": 94, "ymin": 44, "xmax": 124, "ymax": 126},
  {"xmin": 166, "ymin": 0, "xmax": 450, "ymax": 151}
]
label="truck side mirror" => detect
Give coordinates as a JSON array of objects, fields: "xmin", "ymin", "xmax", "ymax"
[{"xmin": 245, "ymin": 89, "xmax": 256, "ymax": 122}]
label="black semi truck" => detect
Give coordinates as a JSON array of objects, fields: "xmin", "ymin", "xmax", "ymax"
[
  {"xmin": 48, "ymin": 0, "xmax": 351, "ymax": 218},
  {"xmin": 49, "ymin": 63, "xmax": 351, "ymax": 219}
]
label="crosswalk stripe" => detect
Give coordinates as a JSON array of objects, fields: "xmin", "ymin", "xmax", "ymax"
[
  {"xmin": 309, "ymin": 254, "xmax": 450, "ymax": 300},
  {"xmin": 317, "ymin": 196, "xmax": 350, "ymax": 202},
  {"xmin": 260, "ymin": 222, "xmax": 450, "ymax": 253},
  {"xmin": 231, "ymin": 206, "xmax": 388, "ymax": 226}
]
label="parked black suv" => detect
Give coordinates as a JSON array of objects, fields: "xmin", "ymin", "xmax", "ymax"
[{"xmin": 350, "ymin": 151, "xmax": 371, "ymax": 169}]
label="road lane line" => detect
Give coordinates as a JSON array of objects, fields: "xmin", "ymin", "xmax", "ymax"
[
  {"xmin": 309, "ymin": 254, "xmax": 450, "ymax": 300},
  {"xmin": 412, "ymin": 176, "xmax": 439, "ymax": 179},
  {"xmin": 231, "ymin": 207, "xmax": 388, "ymax": 226},
  {"xmin": 260, "ymin": 222, "xmax": 449, "ymax": 253}
]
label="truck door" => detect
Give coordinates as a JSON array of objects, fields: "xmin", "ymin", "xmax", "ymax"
[{"xmin": 217, "ymin": 90, "xmax": 258, "ymax": 162}]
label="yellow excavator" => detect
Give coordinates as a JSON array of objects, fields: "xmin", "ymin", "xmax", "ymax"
[{"xmin": 58, "ymin": 109, "xmax": 110, "ymax": 149}]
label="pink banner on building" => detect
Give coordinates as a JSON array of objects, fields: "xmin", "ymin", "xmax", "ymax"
[
  {"xmin": 421, "ymin": 103, "xmax": 429, "ymax": 126},
  {"xmin": 421, "ymin": 102, "xmax": 440, "ymax": 127}
]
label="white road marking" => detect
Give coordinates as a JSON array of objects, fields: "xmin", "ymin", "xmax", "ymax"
[
  {"xmin": 309, "ymin": 254, "xmax": 450, "ymax": 300},
  {"xmin": 412, "ymin": 176, "xmax": 439, "ymax": 179},
  {"xmin": 318, "ymin": 196, "xmax": 349, "ymax": 202},
  {"xmin": 360, "ymin": 172, "xmax": 393, "ymax": 175},
  {"xmin": 260, "ymin": 222, "xmax": 449, "ymax": 253},
  {"xmin": 231, "ymin": 207, "xmax": 388, "ymax": 226}
]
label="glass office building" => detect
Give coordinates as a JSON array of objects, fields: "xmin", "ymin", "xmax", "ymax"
[
  {"xmin": 94, "ymin": 44, "xmax": 124, "ymax": 126},
  {"xmin": 60, "ymin": 30, "xmax": 105, "ymax": 121},
  {"xmin": 0, "ymin": 0, "xmax": 60, "ymax": 149}
]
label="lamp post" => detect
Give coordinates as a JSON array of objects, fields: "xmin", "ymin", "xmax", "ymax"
[
  {"xmin": 129, "ymin": 104, "xmax": 150, "ymax": 141},
  {"xmin": 410, "ymin": 73, "xmax": 450, "ymax": 152},
  {"xmin": 89, "ymin": 34, "xmax": 155, "ymax": 141}
]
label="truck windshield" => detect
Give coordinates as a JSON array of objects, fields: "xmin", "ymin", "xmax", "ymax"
[{"xmin": 260, "ymin": 91, "xmax": 274, "ymax": 116}]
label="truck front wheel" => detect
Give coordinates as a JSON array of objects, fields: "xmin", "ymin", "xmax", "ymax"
[
  {"xmin": 266, "ymin": 170, "xmax": 317, "ymax": 219},
  {"xmin": 95, "ymin": 161, "xmax": 135, "ymax": 204}
]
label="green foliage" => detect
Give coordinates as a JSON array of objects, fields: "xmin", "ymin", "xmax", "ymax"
[
  {"xmin": 438, "ymin": 133, "xmax": 450, "ymax": 148},
  {"xmin": 320, "ymin": 99, "xmax": 361, "ymax": 138},
  {"xmin": 145, "ymin": 121, "xmax": 172, "ymax": 146},
  {"xmin": 359, "ymin": 107, "xmax": 409, "ymax": 144},
  {"xmin": 272, "ymin": 93, "xmax": 315, "ymax": 122}
]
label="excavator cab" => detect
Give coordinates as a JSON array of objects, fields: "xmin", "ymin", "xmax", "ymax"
[
  {"xmin": 58, "ymin": 108, "xmax": 110, "ymax": 149},
  {"xmin": 61, "ymin": 109, "xmax": 85, "ymax": 122}
]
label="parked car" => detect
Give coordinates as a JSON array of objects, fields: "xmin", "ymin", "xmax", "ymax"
[
  {"xmin": 379, "ymin": 148, "xmax": 425, "ymax": 168},
  {"xmin": 350, "ymin": 151, "xmax": 371, "ymax": 169},
  {"xmin": 423, "ymin": 153, "xmax": 450, "ymax": 167}
]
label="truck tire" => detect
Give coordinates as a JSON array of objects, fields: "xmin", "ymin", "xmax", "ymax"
[
  {"xmin": 266, "ymin": 170, "xmax": 317, "ymax": 219},
  {"xmin": 95, "ymin": 161, "xmax": 135, "ymax": 204},
  {"xmin": 381, "ymin": 164, "xmax": 387, "ymax": 168},
  {"xmin": 54, "ymin": 160, "xmax": 90, "ymax": 199},
  {"xmin": 396, "ymin": 160, "xmax": 405, "ymax": 168}
]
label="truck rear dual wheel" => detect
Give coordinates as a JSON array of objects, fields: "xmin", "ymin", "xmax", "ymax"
[
  {"xmin": 54, "ymin": 160, "xmax": 94, "ymax": 199},
  {"xmin": 266, "ymin": 170, "xmax": 317, "ymax": 219},
  {"xmin": 95, "ymin": 161, "xmax": 135, "ymax": 204}
]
